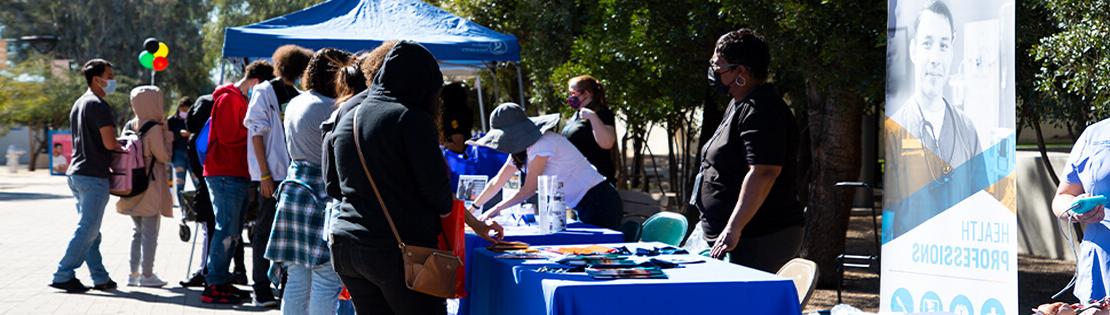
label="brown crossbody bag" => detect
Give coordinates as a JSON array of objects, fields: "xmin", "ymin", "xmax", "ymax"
[{"xmin": 351, "ymin": 107, "xmax": 462, "ymax": 298}]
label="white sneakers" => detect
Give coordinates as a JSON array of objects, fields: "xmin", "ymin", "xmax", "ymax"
[{"xmin": 127, "ymin": 273, "xmax": 168, "ymax": 288}]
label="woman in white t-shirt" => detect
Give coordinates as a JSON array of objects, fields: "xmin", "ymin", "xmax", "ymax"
[{"xmin": 468, "ymin": 103, "xmax": 623, "ymax": 229}]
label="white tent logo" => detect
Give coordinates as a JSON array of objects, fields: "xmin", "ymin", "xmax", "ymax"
[{"xmin": 490, "ymin": 42, "xmax": 508, "ymax": 55}]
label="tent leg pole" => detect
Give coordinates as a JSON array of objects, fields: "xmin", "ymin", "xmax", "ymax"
[
  {"xmin": 491, "ymin": 63, "xmax": 499, "ymax": 107},
  {"xmin": 516, "ymin": 62, "xmax": 525, "ymax": 109},
  {"xmin": 218, "ymin": 58, "xmax": 226, "ymax": 85},
  {"xmin": 476, "ymin": 74, "xmax": 487, "ymax": 132}
]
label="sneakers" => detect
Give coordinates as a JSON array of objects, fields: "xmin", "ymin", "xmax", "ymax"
[
  {"xmin": 140, "ymin": 274, "xmax": 168, "ymax": 287},
  {"xmin": 180, "ymin": 271, "xmax": 206, "ymax": 288},
  {"xmin": 49, "ymin": 278, "xmax": 90, "ymax": 293},
  {"xmin": 255, "ymin": 298, "xmax": 279, "ymax": 308},
  {"xmin": 201, "ymin": 284, "xmax": 245, "ymax": 304},
  {"xmin": 92, "ymin": 280, "xmax": 117, "ymax": 291},
  {"xmin": 127, "ymin": 273, "xmax": 141, "ymax": 287}
]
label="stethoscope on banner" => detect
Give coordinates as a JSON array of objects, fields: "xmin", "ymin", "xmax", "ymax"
[{"xmin": 915, "ymin": 99, "xmax": 964, "ymax": 185}]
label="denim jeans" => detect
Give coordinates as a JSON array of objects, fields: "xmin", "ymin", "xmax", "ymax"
[
  {"xmin": 54, "ymin": 175, "xmax": 111, "ymax": 284},
  {"xmin": 172, "ymin": 148, "xmax": 189, "ymax": 207},
  {"xmin": 282, "ymin": 262, "xmax": 342, "ymax": 315},
  {"xmin": 204, "ymin": 176, "xmax": 251, "ymax": 285}
]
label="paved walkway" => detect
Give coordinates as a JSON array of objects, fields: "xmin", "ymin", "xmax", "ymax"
[{"xmin": 0, "ymin": 168, "xmax": 281, "ymax": 315}]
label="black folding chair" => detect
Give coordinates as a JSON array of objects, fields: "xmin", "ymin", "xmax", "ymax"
[{"xmin": 833, "ymin": 181, "xmax": 881, "ymax": 304}]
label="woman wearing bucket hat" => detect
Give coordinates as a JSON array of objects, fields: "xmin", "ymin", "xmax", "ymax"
[{"xmin": 467, "ymin": 103, "xmax": 624, "ymax": 230}]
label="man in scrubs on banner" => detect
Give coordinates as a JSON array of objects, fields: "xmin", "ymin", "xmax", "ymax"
[{"xmin": 885, "ymin": 0, "xmax": 988, "ymax": 239}]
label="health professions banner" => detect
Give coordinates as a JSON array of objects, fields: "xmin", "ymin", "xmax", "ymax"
[{"xmin": 882, "ymin": 0, "xmax": 1016, "ymax": 314}]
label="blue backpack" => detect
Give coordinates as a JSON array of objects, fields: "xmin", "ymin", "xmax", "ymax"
[{"xmin": 195, "ymin": 118, "xmax": 212, "ymax": 166}]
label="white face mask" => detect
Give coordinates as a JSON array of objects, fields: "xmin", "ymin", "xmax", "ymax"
[{"xmin": 178, "ymin": 111, "xmax": 188, "ymax": 119}]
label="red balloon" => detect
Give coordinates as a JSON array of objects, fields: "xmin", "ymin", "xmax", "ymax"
[{"xmin": 152, "ymin": 56, "xmax": 169, "ymax": 72}]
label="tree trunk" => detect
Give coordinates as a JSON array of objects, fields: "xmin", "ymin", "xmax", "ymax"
[
  {"xmin": 631, "ymin": 133, "xmax": 645, "ymax": 190},
  {"xmin": 26, "ymin": 125, "xmax": 44, "ymax": 172},
  {"xmin": 798, "ymin": 83, "xmax": 863, "ymax": 288}
]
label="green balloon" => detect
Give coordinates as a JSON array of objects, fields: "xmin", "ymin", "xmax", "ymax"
[{"xmin": 138, "ymin": 51, "xmax": 154, "ymax": 69}]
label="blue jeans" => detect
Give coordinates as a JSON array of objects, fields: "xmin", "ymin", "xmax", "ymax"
[
  {"xmin": 172, "ymin": 148, "xmax": 189, "ymax": 206},
  {"xmin": 54, "ymin": 175, "xmax": 111, "ymax": 284},
  {"xmin": 282, "ymin": 263, "xmax": 342, "ymax": 315},
  {"xmin": 204, "ymin": 176, "xmax": 250, "ymax": 285}
]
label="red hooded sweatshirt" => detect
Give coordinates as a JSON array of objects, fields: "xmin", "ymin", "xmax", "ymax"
[{"xmin": 203, "ymin": 83, "xmax": 250, "ymax": 178}]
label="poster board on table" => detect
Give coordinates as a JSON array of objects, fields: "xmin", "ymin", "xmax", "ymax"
[
  {"xmin": 49, "ymin": 130, "xmax": 73, "ymax": 176},
  {"xmin": 457, "ymin": 175, "xmax": 488, "ymax": 217},
  {"xmin": 882, "ymin": 0, "xmax": 1016, "ymax": 313}
]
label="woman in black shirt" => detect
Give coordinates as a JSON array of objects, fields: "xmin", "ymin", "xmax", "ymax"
[
  {"xmin": 700, "ymin": 29, "xmax": 805, "ymax": 273},
  {"xmin": 561, "ymin": 75, "xmax": 618, "ymax": 185}
]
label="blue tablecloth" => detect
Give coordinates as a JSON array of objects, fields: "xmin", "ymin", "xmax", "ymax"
[
  {"xmin": 467, "ymin": 242, "xmax": 801, "ymax": 315},
  {"xmin": 460, "ymin": 223, "xmax": 624, "ymax": 315}
]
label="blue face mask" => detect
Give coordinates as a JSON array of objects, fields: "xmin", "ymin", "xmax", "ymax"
[{"xmin": 103, "ymin": 79, "xmax": 117, "ymax": 94}]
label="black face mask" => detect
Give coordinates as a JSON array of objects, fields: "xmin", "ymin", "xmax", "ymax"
[{"xmin": 707, "ymin": 66, "xmax": 729, "ymax": 96}]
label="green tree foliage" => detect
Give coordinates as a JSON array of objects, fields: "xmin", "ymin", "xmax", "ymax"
[
  {"xmin": 440, "ymin": 0, "xmax": 582, "ymax": 112},
  {"xmin": 202, "ymin": 0, "xmax": 324, "ymax": 80},
  {"xmin": 0, "ymin": 0, "xmax": 213, "ymax": 98},
  {"xmin": 1033, "ymin": 0, "xmax": 1110, "ymax": 123},
  {"xmin": 549, "ymin": 0, "xmax": 726, "ymax": 198},
  {"xmin": 0, "ymin": 55, "xmax": 135, "ymax": 170}
]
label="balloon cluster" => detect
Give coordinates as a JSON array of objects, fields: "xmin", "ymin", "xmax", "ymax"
[{"xmin": 138, "ymin": 38, "xmax": 170, "ymax": 72}]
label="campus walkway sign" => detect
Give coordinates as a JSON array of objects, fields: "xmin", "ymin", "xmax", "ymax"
[{"xmin": 882, "ymin": 0, "xmax": 1017, "ymax": 313}]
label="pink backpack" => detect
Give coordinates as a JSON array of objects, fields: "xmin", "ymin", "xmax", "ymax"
[{"xmin": 109, "ymin": 121, "xmax": 159, "ymax": 197}]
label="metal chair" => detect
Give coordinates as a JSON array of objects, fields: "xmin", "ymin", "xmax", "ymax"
[{"xmin": 832, "ymin": 181, "xmax": 881, "ymax": 304}]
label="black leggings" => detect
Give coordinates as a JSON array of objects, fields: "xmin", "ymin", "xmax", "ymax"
[
  {"xmin": 330, "ymin": 237, "xmax": 446, "ymax": 315},
  {"xmin": 574, "ymin": 182, "xmax": 623, "ymax": 230}
]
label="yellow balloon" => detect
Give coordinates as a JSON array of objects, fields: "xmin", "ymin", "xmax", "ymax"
[{"xmin": 154, "ymin": 42, "xmax": 169, "ymax": 57}]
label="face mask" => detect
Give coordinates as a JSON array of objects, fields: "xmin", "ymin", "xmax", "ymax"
[
  {"xmin": 102, "ymin": 79, "xmax": 117, "ymax": 94},
  {"xmin": 178, "ymin": 111, "xmax": 188, "ymax": 119},
  {"xmin": 567, "ymin": 95, "xmax": 582, "ymax": 109},
  {"xmin": 707, "ymin": 66, "xmax": 729, "ymax": 96},
  {"xmin": 246, "ymin": 88, "xmax": 253, "ymax": 100}
]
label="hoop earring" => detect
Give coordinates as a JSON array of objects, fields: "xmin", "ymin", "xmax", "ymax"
[{"xmin": 734, "ymin": 76, "xmax": 746, "ymax": 87}]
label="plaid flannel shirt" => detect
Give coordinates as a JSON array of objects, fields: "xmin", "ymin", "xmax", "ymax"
[{"xmin": 265, "ymin": 160, "xmax": 331, "ymax": 267}]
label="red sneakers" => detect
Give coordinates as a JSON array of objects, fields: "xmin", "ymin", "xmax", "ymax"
[{"xmin": 200, "ymin": 284, "xmax": 245, "ymax": 304}]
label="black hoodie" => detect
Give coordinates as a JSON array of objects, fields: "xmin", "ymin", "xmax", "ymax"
[{"xmin": 325, "ymin": 41, "xmax": 448, "ymax": 247}]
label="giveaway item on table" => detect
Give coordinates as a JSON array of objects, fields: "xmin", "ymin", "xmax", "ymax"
[
  {"xmin": 651, "ymin": 257, "xmax": 704, "ymax": 265},
  {"xmin": 614, "ymin": 246, "xmax": 690, "ymax": 256},
  {"xmin": 586, "ymin": 266, "xmax": 668, "ymax": 279},
  {"xmin": 556, "ymin": 256, "xmax": 638, "ymax": 268},
  {"xmin": 548, "ymin": 245, "xmax": 616, "ymax": 255},
  {"xmin": 487, "ymin": 241, "xmax": 530, "ymax": 252},
  {"xmin": 494, "ymin": 252, "xmax": 549, "ymax": 260}
]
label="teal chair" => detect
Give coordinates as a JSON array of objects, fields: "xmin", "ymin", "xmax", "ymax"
[{"xmin": 639, "ymin": 211, "xmax": 688, "ymax": 246}]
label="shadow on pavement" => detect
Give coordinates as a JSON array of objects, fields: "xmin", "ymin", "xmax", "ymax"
[
  {"xmin": 0, "ymin": 191, "xmax": 70, "ymax": 201},
  {"xmin": 74, "ymin": 286, "xmax": 274, "ymax": 312}
]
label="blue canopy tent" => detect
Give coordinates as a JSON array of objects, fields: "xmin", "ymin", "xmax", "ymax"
[{"xmin": 220, "ymin": 0, "xmax": 525, "ymax": 130}]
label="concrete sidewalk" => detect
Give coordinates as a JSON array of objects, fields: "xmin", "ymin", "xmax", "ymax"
[{"xmin": 0, "ymin": 169, "xmax": 281, "ymax": 315}]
